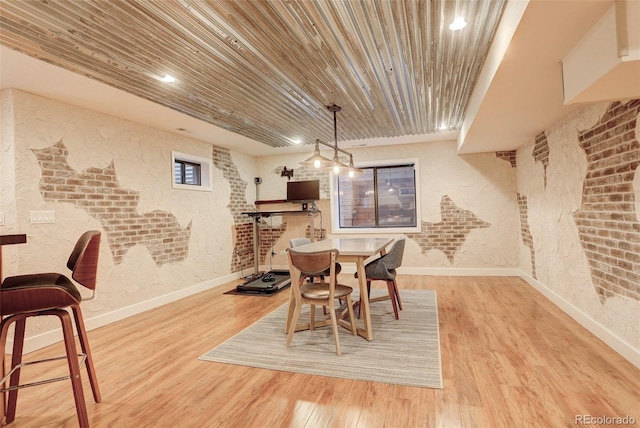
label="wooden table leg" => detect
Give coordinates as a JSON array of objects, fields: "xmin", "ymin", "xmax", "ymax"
[
  {"xmin": 284, "ymin": 286, "xmax": 296, "ymax": 334},
  {"xmin": 355, "ymin": 256, "xmax": 373, "ymax": 341}
]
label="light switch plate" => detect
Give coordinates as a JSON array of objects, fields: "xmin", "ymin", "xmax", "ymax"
[{"xmin": 30, "ymin": 210, "xmax": 56, "ymax": 224}]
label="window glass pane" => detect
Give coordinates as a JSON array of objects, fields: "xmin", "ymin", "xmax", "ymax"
[
  {"xmin": 174, "ymin": 160, "xmax": 201, "ymax": 185},
  {"xmin": 338, "ymin": 169, "xmax": 375, "ymax": 228},
  {"xmin": 376, "ymin": 165, "xmax": 416, "ymax": 227},
  {"xmin": 174, "ymin": 162, "xmax": 183, "ymax": 184},
  {"xmin": 336, "ymin": 163, "xmax": 416, "ymax": 229},
  {"xmin": 183, "ymin": 162, "xmax": 201, "ymax": 185}
]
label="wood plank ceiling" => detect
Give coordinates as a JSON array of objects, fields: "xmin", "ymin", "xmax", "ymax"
[{"xmin": 0, "ymin": 0, "xmax": 506, "ymax": 149}]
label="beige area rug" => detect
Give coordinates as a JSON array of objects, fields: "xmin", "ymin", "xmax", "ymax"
[{"xmin": 199, "ymin": 289, "xmax": 442, "ymax": 389}]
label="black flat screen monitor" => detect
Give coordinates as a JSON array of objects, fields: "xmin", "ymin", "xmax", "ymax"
[{"xmin": 287, "ymin": 180, "xmax": 320, "ymax": 202}]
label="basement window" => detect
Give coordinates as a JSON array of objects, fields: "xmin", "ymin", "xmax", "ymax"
[
  {"xmin": 331, "ymin": 159, "xmax": 420, "ymax": 234},
  {"xmin": 172, "ymin": 151, "xmax": 213, "ymax": 191}
]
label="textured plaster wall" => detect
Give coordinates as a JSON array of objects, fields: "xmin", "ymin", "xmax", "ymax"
[
  {"xmin": 516, "ymin": 100, "xmax": 640, "ymax": 350},
  {"xmin": 0, "ymin": 93, "xmax": 14, "ymax": 223},
  {"xmin": 256, "ymin": 140, "xmax": 519, "ymax": 270},
  {"xmin": 0, "ymin": 91, "xmax": 19, "ymax": 277},
  {"xmin": 0, "ymin": 90, "xmax": 252, "ymax": 336}
]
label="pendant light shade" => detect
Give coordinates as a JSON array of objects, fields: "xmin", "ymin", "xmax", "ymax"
[
  {"xmin": 328, "ymin": 150, "xmax": 350, "ymax": 174},
  {"xmin": 299, "ymin": 141, "xmax": 333, "ymax": 169}
]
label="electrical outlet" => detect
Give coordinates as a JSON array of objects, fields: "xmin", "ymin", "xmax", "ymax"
[{"xmin": 30, "ymin": 210, "xmax": 56, "ymax": 224}]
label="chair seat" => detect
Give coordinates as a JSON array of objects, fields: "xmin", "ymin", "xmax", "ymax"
[
  {"xmin": 300, "ymin": 282, "xmax": 353, "ymax": 300},
  {"xmin": 355, "ymin": 267, "xmax": 396, "ymax": 281},
  {"xmin": 1, "ymin": 273, "xmax": 81, "ymax": 315}
]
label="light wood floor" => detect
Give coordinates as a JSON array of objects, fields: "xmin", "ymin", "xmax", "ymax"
[{"xmin": 2, "ymin": 275, "xmax": 639, "ymax": 427}]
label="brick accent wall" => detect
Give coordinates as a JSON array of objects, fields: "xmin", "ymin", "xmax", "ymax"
[
  {"xmin": 32, "ymin": 141, "xmax": 192, "ymax": 265},
  {"xmin": 496, "ymin": 150, "xmax": 517, "ymax": 167},
  {"xmin": 258, "ymin": 224, "xmax": 287, "ymax": 267},
  {"xmin": 533, "ymin": 131, "xmax": 550, "ymax": 188},
  {"xmin": 211, "ymin": 146, "xmax": 258, "ymax": 273},
  {"xmin": 232, "ymin": 222, "xmax": 255, "ymax": 273},
  {"xmin": 213, "ymin": 149, "xmax": 329, "ymax": 273},
  {"xmin": 517, "ymin": 193, "xmax": 536, "ymax": 278},
  {"xmin": 573, "ymin": 100, "xmax": 640, "ymax": 302},
  {"xmin": 406, "ymin": 195, "xmax": 491, "ymax": 263},
  {"xmin": 212, "ymin": 146, "xmax": 256, "ymax": 224},
  {"xmin": 213, "ymin": 145, "xmax": 292, "ymax": 272}
]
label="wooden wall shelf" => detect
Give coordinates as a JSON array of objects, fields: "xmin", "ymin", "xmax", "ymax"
[{"xmin": 254, "ymin": 199, "xmax": 287, "ymax": 205}]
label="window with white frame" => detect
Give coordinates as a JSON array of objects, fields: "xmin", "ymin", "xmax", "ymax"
[
  {"xmin": 172, "ymin": 151, "xmax": 213, "ymax": 191},
  {"xmin": 332, "ymin": 160, "xmax": 420, "ymax": 233}
]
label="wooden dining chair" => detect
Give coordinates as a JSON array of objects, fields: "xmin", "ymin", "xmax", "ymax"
[
  {"xmin": 285, "ymin": 248, "xmax": 357, "ymax": 356},
  {"xmin": 355, "ymin": 237, "xmax": 406, "ymax": 320},
  {"xmin": 289, "ymin": 238, "xmax": 343, "ymax": 315},
  {"xmin": 0, "ymin": 230, "xmax": 102, "ymax": 427}
]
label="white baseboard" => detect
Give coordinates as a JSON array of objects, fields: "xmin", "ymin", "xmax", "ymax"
[
  {"xmin": 519, "ymin": 271, "xmax": 640, "ymax": 369},
  {"xmin": 397, "ymin": 266, "xmax": 522, "ymax": 276},
  {"xmin": 7, "ymin": 272, "xmax": 240, "ymax": 355}
]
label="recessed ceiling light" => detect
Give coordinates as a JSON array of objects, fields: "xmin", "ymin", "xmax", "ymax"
[
  {"xmin": 160, "ymin": 74, "xmax": 176, "ymax": 83},
  {"xmin": 438, "ymin": 123, "xmax": 449, "ymax": 130},
  {"xmin": 291, "ymin": 139, "xmax": 302, "ymax": 145},
  {"xmin": 449, "ymin": 16, "xmax": 467, "ymax": 31}
]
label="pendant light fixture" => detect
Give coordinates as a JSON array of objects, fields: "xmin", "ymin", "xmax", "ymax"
[{"xmin": 300, "ymin": 104, "xmax": 363, "ymax": 177}]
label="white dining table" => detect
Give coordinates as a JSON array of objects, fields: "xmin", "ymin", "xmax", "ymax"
[{"xmin": 289, "ymin": 237, "xmax": 394, "ymax": 341}]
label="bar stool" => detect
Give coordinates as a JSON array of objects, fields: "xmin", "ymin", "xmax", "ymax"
[{"xmin": 0, "ymin": 231, "xmax": 102, "ymax": 427}]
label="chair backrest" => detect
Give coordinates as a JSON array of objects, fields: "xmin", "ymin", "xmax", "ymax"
[
  {"xmin": 287, "ymin": 248, "xmax": 338, "ymax": 277},
  {"xmin": 383, "ymin": 237, "xmax": 406, "ymax": 270},
  {"xmin": 363, "ymin": 238, "xmax": 405, "ymax": 281},
  {"xmin": 287, "ymin": 248, "xmax": 339, "ymax": 303},
  {"xmin": 289, "ymin": 237, "xmax": 311, "ymax": 248},
  {"xmin": 67, "ymin": 230, "xmax": 101, "ymax": 290}
]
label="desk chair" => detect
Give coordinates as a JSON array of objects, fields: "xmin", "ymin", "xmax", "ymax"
[
  {"xmin": 355, "ymin": 237, "xmax": 405, "ymax": 320},
  {"xmin": 285, "ymin": 248, "xmax": 357, "ymax": 356},
  {"xmin": 0, "ymin": 231, "xmax": 102, "ymax": 427}
]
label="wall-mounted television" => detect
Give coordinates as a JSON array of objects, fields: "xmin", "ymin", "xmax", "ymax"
[{"xmin": 287, "ymin": 180, "xmax": 320, "ymax": 202}]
